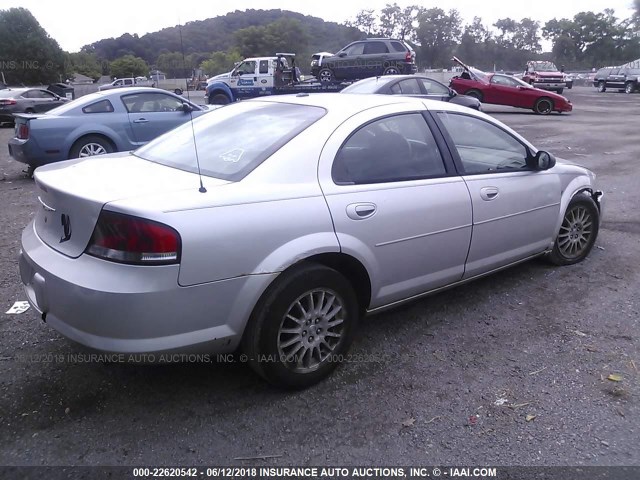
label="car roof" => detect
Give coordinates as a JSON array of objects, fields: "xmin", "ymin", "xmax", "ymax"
[{"xmin": 246, "ymin": 92, "xmax": 466, "ymax": 116}]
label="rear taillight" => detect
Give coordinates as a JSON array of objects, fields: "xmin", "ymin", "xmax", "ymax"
[
  {"xmin": 17, "ymin": 124, "xmax": 29, "ymax": 139},
  {"xmin": 405, "ymin": 51, "xmax": 412, "ymax": 62},
  {"xmin": 0, "ymin": 99, "xmax": 17, "ymax": 106},
  {"xmin": 86, "ymin": 211, "xmax": 181, "ymax": 265}
]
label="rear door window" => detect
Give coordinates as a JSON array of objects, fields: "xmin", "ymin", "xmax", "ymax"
[{"xmin": 332, "ymin": 113, "xmax": 446, "ymax": 184}]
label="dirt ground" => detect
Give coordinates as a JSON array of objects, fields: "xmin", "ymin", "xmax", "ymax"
[{"xmin": 0, "ymin": 88, "xmax": 638, "ymax": 471}]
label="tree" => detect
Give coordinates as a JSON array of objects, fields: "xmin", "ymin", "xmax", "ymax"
[
  {"xmin": 200, "ymin": 51, "xmax": 242, "ymax": 76},
  {"xmin": 347, "ymin": 9, "xmax": 377, "ymax": 35},
  {"xmin": 379, "ymin": 4, "xmax": 421, "ymax": 41},
  {"xmin": 0, "ymin": 7, "xmax": 67, "ymax": 84},
  {"xmin": 66, "ymin": 52, "xmax": 102, "ymax": 80},
  {"xmin": 234, "ymin": 18, "xmax": 308, "ymax": 58},
  {"xmin": 415, "ymin": 8, "xmax": 462, "ymax": 68},
  {"xmin": 156, "ymin": 52, "xmax": 189, "ymax": 78},
  {"xmin": 109, "ymin": 55, "xmax": 148, "ymax": 79}
]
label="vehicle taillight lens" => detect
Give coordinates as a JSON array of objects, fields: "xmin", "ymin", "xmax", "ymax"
[
  {"xmin": 86, "ymin": 211, "xmax": 181, "ymax": 265},
  {"xmin": 405, "ymin": 52, "xmax": 412, "ymax": 62},
  {"xmin": 18, "ymin": 124, "xmax": 29, "ymax": 139},
  {"xmin": 0, "ymin": 99, "xmax": 17, "ymax": 106}
]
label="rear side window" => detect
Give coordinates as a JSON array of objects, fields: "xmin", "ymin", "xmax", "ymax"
[
  {"xmin": 332, "ymin": 113, "xmax": 446, "ymax": 184},
  {"xmin": 259, "ymin": 60, "xmax": 269, "ymax": 74},
  {"xmin": 390, "ymin": 41, "xmax": 408, "ymax": 53},
  {"xmin": 363, "ymin": 41, "xmax": 389, "ymax": 55},
  {"xmin": 82, "ymin": 100, "xmax": 114, "ymax": 114},
  {"xmin": 134, "ymin": 102, "xmax": 326, "ymax": 181}
]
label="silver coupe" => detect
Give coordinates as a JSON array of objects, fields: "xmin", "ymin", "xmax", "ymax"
[{"xmin": 19, "ymin": 94, "xmax": 603, "ymax": 388}]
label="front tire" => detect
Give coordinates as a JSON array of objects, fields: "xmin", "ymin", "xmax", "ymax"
[
  {"xmin": 547, "ymin": 195, "xmax": 599, "ymax": 266},
  {"xmin": 556, "ymin": 88, "xmax": 564, "ymax": 94},
  {"xmin": 69, "ymin": 135, "xmax": 114, "ymax": 159},
  {"xmin": 597, "ymin": 81, "xmax": 606, "ymax": 93},
  {"xmin": 242, "ymin": 263, "xmax": 359, "ymax": 389},
  {"xmin": 209, "ymin": 93, "xmax": 230, "ymax": 105},
  {"xmin": 534, "ymin": 97, "xmax": 553, "ymax": 115},
  {"xmin": 625, "ymin": 82, "xmax": 635, "ymax": 94}
]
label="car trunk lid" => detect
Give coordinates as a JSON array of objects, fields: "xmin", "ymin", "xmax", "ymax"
[{"xmin": 32, "ymin": 152, "xmax": 229, "ymax": 258}]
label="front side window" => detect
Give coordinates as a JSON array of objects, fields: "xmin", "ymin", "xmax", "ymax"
[
  {"xmin": 420, "ymin": 79, "xmax": 449, "ymax": 95},
  {"xmin": 437, "ymin": 112, "xmax": 529, "ymax": 174},
  {"xmin": 234, "ymin": 61, "xmax": 256, "ymax": 76},
  {"xmin": 343, "ymin": 43, "xmax": 365, "ymax": 56},
  {"xmin": 332, "ymin": 113, "xmax": 446, "ymax": 185},
  {"xmin": 491, "ymin": 75, "xmax": 519, "ymax": 87},
  {"xmin": 122, "ymin": 93, "xmax": 184, "ymax": 113},
  {"xmin": 134, "ymin": 102, "xmax": 326, "ymax": 181}
]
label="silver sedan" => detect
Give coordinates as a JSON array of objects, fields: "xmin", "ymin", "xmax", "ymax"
[{"xmin": 19, "ymin": 94, "xmax": 603, "ymax": 388}]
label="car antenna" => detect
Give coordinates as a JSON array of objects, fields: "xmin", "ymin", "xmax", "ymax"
[{"xmin": 178, "ymin": 20, "xmax": 206, "ymax": 193}]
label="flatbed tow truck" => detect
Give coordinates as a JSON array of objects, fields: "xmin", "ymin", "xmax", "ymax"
[{"xmin": 205, "ymin": 53, "xmax": 349, "ymax": 105}]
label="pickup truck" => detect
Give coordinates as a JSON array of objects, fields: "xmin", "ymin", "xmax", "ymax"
[
  {"xmin": 99, "ymin": 77, "xmax": 187, "ymax": 95},
  {"xmin": 522, "ymin": 61, "xmax": 571, "ymax": 94},
  {"xmin": 98, "ymin": 77, "xmax": 152, "ymax": 91},
  {"xmin": 205, "ymin": 53, "xmax": 348, "ymax": 105}
]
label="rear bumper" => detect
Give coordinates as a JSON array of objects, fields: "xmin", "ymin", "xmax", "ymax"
[
  {"xmin": 8, "ymin": 136, "xmax": 65, "ymax": 167},
  {"xmin": 533, "ymin": 82, "xmax": 567, "ymax": 90},
  {"xmin": 19, "ymin": 220, "xmax": 277, "ymax": 355}
]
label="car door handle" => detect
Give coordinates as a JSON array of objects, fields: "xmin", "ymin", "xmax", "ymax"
[
  {"xmin": 346, "ymin": 203, "xmax": 377, "ymax": 220},
  {"xmin": 480, "ymin": 187, "xmax": 499, "ymax": 201},
  {"xmin": 133, "ymin": 118, "xmax": 149, "ymax": 123}
]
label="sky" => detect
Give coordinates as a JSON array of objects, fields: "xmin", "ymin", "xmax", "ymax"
[{"xmin": 0, "ymin": 0, "xmax": 637, "ymax": 52}]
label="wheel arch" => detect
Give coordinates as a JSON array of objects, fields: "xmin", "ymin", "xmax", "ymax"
[
  {"xmin": 552, "ymin": 179, "xmax": 601, "ymax": 242},
  {"xmin": 206, "ymin": 82, "xmax": 234, "ymax": 103},
  {"xmin": 68, "ymin": 132, "xmax": 117, "ymax": 159}
]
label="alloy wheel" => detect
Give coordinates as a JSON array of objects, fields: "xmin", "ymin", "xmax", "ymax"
[
  {"xmin": 557, "ymin": 205, "xmax": 594, "ymax": 259},
  {"xmin": 78, "ymin": 143, "xmax": 108, "ymax": 157},
  {"xmin": 277, "ymin": 288, "xmax": 345, "ymax": 373}
]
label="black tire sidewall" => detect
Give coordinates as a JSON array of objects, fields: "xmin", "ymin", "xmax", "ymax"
[
  {"xmin": 549, "ymin": 195, "xmax": 600, "ymax": 265},
  {"xmin": 535, "ymin": 98, "xmax": 553, "ymax": 114},
  {"xmin": 243, "ymin": 263, "xmax": 359, "ymax": 389},
  {"xmin": 318, "ymin": 69, "xmax": 333, "ymax": 83},
  {"xmin": 467, "ymin": 90, "xmax": 482, "ymax": 102},
  {"xmin": 210, "ymin": 94, "xmax": 230, "ymax": 105}
]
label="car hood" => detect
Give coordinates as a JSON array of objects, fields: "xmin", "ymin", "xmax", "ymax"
[{"xmin": 32, "ymin": 152, "xmax": 230, "ymax": 258}]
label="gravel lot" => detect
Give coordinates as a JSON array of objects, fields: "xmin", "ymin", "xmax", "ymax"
[{"xmin": 0, "ymin": 88, "xmax": 638, "ymax": 469}]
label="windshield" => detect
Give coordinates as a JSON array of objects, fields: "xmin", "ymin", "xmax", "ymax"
[
  {"xmin": 133, "ymin": 101, "xmax": 326, "ymax": 181},
  {"xmin": 342, "ymin": 77, "xmax": 392, "ymax": 94},
  {"xmin": 511, "ymin": 76, "xmax": 534, "ymax": 88},
  {"xmin": 532, "ymin": 62, "xmax": 558, "ymax": 72}
]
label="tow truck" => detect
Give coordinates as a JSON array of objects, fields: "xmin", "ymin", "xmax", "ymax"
[{"xmin": 205, "ymin": 53, "xmax": 349, "ymax": 105}]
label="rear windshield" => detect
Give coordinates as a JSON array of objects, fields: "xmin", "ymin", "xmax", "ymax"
[
  {"xmin": 342, "ymin": 77, "xmax": 392, "ymax": 94},
  {"xmin": 0, "ymin": 89, "xmax": 25, "ymax": 98},
  {"xmin": 133, "ymin": 101, "xmax": 326, "ymax": 181}
]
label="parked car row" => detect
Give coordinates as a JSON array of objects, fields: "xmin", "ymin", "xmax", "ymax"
[{"xmin": 18, "ymin": 93, "xmax": 602, "ymax": 388}]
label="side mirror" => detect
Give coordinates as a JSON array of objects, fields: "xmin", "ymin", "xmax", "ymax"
[
  {"xmin": 181, "ymin": 102, "xmax": 193, "ymax": 113},
  {"xmin": 338, "ymin": 52, "xmax": 347, "ymax": 58},
  {"xmin": 449, "ymin": 88, "xmax": 457, "ymax": 97},
  {"xmin": 533, "ymin": 150, "xmax": 556, "ymax": 170}
]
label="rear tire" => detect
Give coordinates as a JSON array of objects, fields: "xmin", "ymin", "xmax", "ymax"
[
  {"xmin": 534, "ymin": 97, "xmax": 554, "ymax": 115},
  {"xmin": 465, "ymin": 89, "xmax": 483, "ymax": 102},
  {"xmin": 597, "ymin": 81, "xmax": 606, "ymax": 93},
  {"xmin": 242, "ymin": 263, "xmax": 359, "ymax": 389},
  {"xmin": 69, "ymin": 135, "xmax": 114, "ymax": 159},
  {"xmin": 174, "ymin": 88, "xmax": 183, "ymax": 95},
  {"xmin": 383, "ymin": 66, "xmax": 400, "ymax": 75},
  {"xmin": 547, "ymin": 194, "xmax": 599, "ymax": 266},
  {"xmin": 24, "ymin": 108, "xmax": 35, "ymax": 114},
  {"xmin": 318, "ymin": 68, "xmax": 334, "ymax": 83}
]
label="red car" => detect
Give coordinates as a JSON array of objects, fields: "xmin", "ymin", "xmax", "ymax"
[{"xmin": 449, "ymin": 57, "xmax": 572, "ymax": 115}]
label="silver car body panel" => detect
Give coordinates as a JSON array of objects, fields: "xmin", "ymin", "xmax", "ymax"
[{"xmin": 19, "ymin": 94, "xmax": 601, "ymax": 355}]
